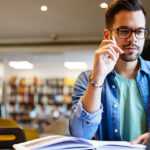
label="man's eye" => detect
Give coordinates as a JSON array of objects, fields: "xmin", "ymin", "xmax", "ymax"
[
  {"xmin": 119, "ymin": 29, "xmax": 130, "ymax": 34},
  {"xmin": 136, "ymin": 29, "xmax": 144, "ymax": 35}
]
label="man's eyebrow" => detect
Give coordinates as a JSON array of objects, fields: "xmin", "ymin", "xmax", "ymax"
[
  {"xmin": 118, "ymin": 26, "xmax": 145, "ymax": 29},
  {"xmin": 137, "ymin": 27, "xmax": 146, "ymax": 29},
  {"xmin": 118, "ymin": 26, "xmax": 129, "ymax": 29}
]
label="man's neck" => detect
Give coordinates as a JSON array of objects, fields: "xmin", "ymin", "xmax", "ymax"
[{"xmin": 115, "ymin": 58, "xmax": 139, "ymax": 79}]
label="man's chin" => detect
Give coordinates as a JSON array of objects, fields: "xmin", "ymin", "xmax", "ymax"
[{"xmin": 119, "ymin": 54, "xmax": 140, "ymax": 62}]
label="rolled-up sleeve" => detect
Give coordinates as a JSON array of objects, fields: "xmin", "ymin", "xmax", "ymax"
[{"xmin": 69, "ymin": 71, "xmax": 103, "ymax": 139}]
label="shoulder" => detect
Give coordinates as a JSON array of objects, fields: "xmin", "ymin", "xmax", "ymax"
[
  {"xmin": 73, "ymin": 70, "xmax": 92, "ymax": 98},
  {"xmin": 77, "ymin": 70, "xmax": 92, "ymax": 82},
  {"xmin": 79, "ymin": 70, "xmax": 92, "ymax": 78},
  {"xmin": 74, "ymin": 70, "xmax": 92, "ymax": 87}
]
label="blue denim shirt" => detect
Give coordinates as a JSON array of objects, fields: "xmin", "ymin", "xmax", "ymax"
[{"xmin": 69, "ymin": 57, "xmax": 150, "ymax": 141}]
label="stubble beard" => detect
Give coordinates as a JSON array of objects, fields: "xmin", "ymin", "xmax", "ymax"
[
  {"xmin": 119, "ymin": 51, "xmax": 142, "ymax": 62},
  {"xmin": 119, "ymin": 43, "xmax": 143, "ymax": 62}
]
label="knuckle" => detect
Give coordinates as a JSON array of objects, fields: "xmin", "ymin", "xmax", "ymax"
[
  {"xmin": 108, "ymin": 46, "xmax": 112, "ymax": 50},
  {"xmin": 100, "ymin": 40, "xmax": 105, "ymax": 46},
  {"xmin": 137, "ymin": 136, "xmax": 141, "ymax": 139},
  {"xmin": 107, "ymin": 49, "xmax": 111, "ymax": 53},
  {"xmin": 95, "ymin": 50, "xmax": 100, "ymax": 56},
  {"xmin": 108, "ymin": 46, "xmax": 113, "ymax": 52}
]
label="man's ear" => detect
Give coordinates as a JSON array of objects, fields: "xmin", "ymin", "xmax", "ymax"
[{"xmin": 104, "ymin": 29, "xmax": 111, "ymax": 40}]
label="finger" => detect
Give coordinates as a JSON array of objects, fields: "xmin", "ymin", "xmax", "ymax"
[
  {"xmin": 109, "ymin": 44, "xmax": 124, "ymax": 54},
  {"xmin": 116, "ymin": 53, "xmax": 119, "ymax": 58},
  {"xmin": 99, "ymin": 49, "xmax": 118, "ymax": 62},
  {"xmin": 98, "ymin": 44, "xmax": 122, "ymax": 56},
  {"xmin": 132, "ymin": 133, "xmax": 150, "ymax": 145},
  {"xmin": 96, "ymin": 46, "xmax": 117, "ymax": 59},
  {"xmin": 103, "ymin": 44, "xmax": 122, "ymax": 56},
  {"xmin": 100, "ymin": 40, "xmax": 117, "ymax": 48},
  {"xmin": 96, "ymin": 45, "xmax": 120, "ymax": 61},
  {"xmin": 141, "ymin": 140, "xmax": 147, "ymax": 145},
  {"xmin": 131, "ymin": 135, "xmax": 145, "ymax": 144},
  {"xmin": 141, "ymin": 136, "xmax": 149, "ymax": 145},
  {"xmin": 101, "ymin": 42, "xmax": 124, "ymax": 54}
]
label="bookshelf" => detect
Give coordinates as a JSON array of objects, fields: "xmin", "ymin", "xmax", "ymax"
[{"xmin": 6, "ymin": 76, "xmax": 75, "ymax": 132}]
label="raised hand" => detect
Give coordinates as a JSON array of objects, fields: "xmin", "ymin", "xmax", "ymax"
[{"xmin": 91, "ymin": 40, "xmax": 124, "ymax": 84}]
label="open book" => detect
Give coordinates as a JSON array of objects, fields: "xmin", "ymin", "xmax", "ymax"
[{"xmin": 13, "ymin": 135, "xmax": 146, "ymax": 150}]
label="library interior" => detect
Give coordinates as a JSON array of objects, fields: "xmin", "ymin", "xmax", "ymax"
[{"xmin": 0, "ymin": 0, "xmax": 150, "ymax": 149}]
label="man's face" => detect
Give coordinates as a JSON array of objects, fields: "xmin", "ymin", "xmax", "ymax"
[{"xmin": 112, "ymin": 10, "xmax": 146, "ymax": 62}]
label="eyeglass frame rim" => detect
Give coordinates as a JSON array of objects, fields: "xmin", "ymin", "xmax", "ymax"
[{"xmin": 108, "ymin": 28, "xmax": 150, "ymax": 39}]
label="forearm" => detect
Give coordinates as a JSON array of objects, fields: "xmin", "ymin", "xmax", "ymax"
[
  {"xmin": 82, "ymin": 39, "xmax": 123, "ymax": 113},
  {"xmin": 82, "ymin": 74, "xmax": 104, "ymax": 113},
  {"xmin": 82, "ymin": 83, "xmax": 102, "ymax": 113}
]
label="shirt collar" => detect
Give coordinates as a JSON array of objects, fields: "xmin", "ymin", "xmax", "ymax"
[
  {"xmin": 138, "ymin": 56, "xmax": 150, "ymax": 75},
  {"xmin": 108, "ymin": 56, "xmax": 150, "ymax": 78}
]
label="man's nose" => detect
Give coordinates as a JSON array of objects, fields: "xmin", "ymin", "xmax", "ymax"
[{"xmin": 127, "ymin": 31, "xmax": 138, "ymax": 43}]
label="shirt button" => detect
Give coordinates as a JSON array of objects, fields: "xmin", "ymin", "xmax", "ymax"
[
  {"xmin": 114, "ymin": 129, "xmax": 118, "ymax": 133},
  {"xmin": 86, "ymin": 121, "xmax": 90, "ymax": 125},
  {"xmin": 114, "ymin": 104, "xmax": 117, "ymax": 108},
  {"xmin": 112, "ymin": 85, "xmax": 115, "ymax": 88}
]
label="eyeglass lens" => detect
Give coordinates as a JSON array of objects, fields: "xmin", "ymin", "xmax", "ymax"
[{"xmin": 118, "ymin": 28, "xmax": 147, "ymax": 39}]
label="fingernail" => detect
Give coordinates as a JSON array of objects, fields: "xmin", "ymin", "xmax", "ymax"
[{"xmin": 121, "ymin": 50, "xmax": 124, "ymax": 53}]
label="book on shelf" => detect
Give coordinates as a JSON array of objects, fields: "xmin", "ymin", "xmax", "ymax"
[{"xmin": 13, "ymin": 135, "xmax": 146, "ymax": 150}]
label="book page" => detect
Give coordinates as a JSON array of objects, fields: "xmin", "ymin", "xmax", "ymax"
[
  {"xmin": 13, "ymin": 135, "xmax": 146, "ymax": 150},
  {"xmin": 13, "ymin": 135, "xmax": 94, "ymax": 150},
  {"xmin": 88, "ymin": 140, "xmax": 146, "ymax": 149}
]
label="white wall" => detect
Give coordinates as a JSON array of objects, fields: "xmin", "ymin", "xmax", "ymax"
[{"xmin": 0, "ymin": 47, "xmax": 96, "ymax": 80}]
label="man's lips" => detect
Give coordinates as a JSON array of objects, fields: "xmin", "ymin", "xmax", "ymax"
[{"xmin": 124, "ymin": 47, "xmax": 137, "ymax": 52}]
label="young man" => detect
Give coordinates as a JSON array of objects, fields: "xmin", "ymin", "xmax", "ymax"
[{"xmin": 69, "ymin": 0, "xmax": 150, "ymax": 145}]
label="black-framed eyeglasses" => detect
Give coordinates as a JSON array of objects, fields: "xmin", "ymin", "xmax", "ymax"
[{"xmin": 109, "ymin": 28, "xmax": 150, "ymax": 39}]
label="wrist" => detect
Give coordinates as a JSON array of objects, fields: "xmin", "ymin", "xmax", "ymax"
[
  {"xmin": 89, "ymin": 74, "xmax": 104, "ymax": 88},
  {"xmin": 90, "ymin": 74, "xmax": 105, "ymax": 85}
]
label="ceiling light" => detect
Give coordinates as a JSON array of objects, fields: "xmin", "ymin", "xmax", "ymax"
[
  {"xmin": 100, "ymin": 2, "xmax": 108, "ymax": 8},
  {"xmin": 8, "ymin": 61, "xmax": 34, "ymax": 70},
  {"xmin": 64, "ymin": 62, "xmax": 88, "ymax": 70},
  {"xmin": 41, "ymin": 5, "xmax": 48, "ymax": 12}
]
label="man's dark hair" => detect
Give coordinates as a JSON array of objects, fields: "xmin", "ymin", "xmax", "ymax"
[{"xmin": 105, "ymin": 0, "xmax": 146, "ymax": 29}]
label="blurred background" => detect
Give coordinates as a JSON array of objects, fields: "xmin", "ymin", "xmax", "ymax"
[{"xmin": 0, "ymin": 0, "xmax": 150, "ymax": 138}]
